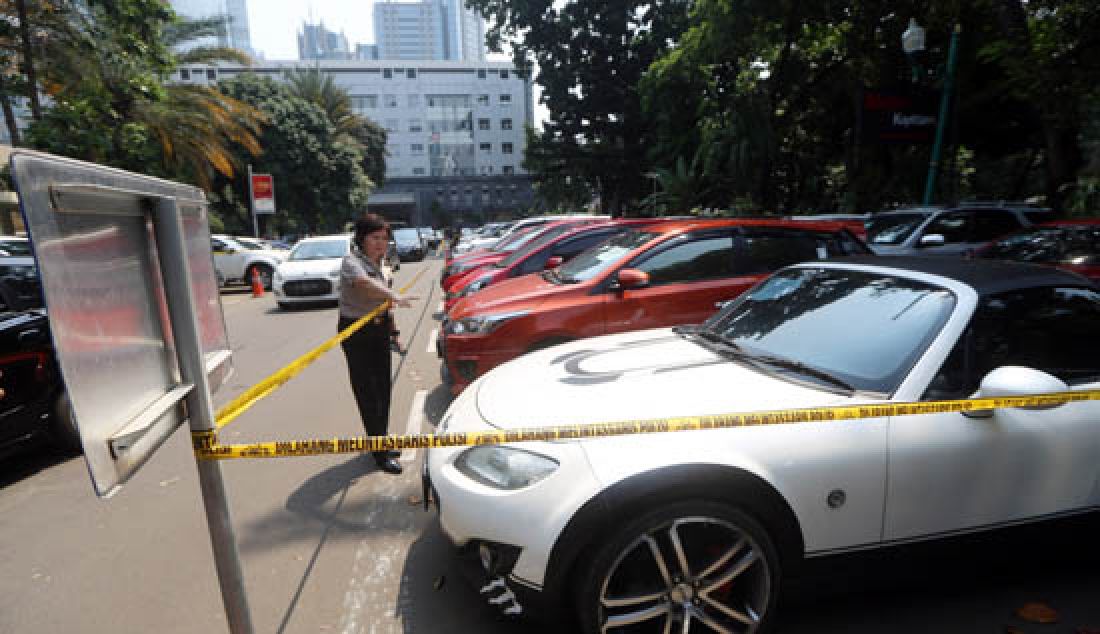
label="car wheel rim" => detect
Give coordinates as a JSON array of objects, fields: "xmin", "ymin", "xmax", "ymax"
[{"xmin": 599, "ymin": 516, "xmax": 770, "ymax": 634}]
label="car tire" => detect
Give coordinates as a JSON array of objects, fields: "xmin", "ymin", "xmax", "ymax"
[
  {"xmin": 249, "ymin": 264, "xmax": 274, "ymax": 291},
  {"xmin": 575, "ymin": 499, "xmax": 781, "ymax": 634},
  {"xmin": 51, "ymin": 391, "xmax": 82, "ymax": 453}
]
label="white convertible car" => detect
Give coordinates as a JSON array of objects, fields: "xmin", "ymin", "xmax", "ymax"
[{"xmin": 424, "ymin": 256, "xmax": 1100, "ymax": 633}]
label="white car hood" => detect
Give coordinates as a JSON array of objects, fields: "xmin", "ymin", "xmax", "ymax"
[
  {"xmin": 277, "ymin": 257, "xmax": 341, "ymax": 277},
  {"xmin": 475, "ymin": 329, "xmax": 859, "ymax": 430}
]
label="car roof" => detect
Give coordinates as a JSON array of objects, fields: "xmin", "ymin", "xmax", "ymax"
[
  {"xmin": 827, "ymin": 255, "xmax": 1093, "ymax": 295},
  {"xmin": 636, "ymin": 218, "xmax": 861, "ymax": 234},
  {"xmin": 297, "ymin": 234, "xmax": 351, "ymax": 243}
]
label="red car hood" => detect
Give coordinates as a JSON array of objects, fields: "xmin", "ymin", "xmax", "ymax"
[
  {"xmin": 449, "ymin": 271, "xmax": 573, "ymax": 319},
  {"xmin": 446, "ymin": 264, "xmax": 506, "ymax": 296},
  {"xmin": 443, "ymin": 252, "xmax": 507, "ymax": 288}
]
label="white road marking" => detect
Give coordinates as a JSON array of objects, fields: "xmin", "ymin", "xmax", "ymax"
[
  {"xmin": 435, "ymin": 300, "xmax": 444, "ymax": 314},
  {"xmin": 426, "ymin": 328, "xmax": 438, "ymax": 354},
  {"xmin": 401, "ymin": 390, "xmax": 427, "ymax": 463},
  {"xmin": 338, "ymin": 476, "xmax": 403, "ymax": 634}
]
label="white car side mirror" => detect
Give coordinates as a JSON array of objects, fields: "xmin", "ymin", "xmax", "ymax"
[{"xmin": 965, "ymin": 366, "xmax": 1069, "ymax": 418}]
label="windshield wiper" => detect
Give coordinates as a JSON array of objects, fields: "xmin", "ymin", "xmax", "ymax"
[
  {"xmin": 674, "ymin": 326, "xmax": 856, "ymax": 395},
  {"xmin": 745, "ymin": 352, "xmax": 857, "ymax": 394}
]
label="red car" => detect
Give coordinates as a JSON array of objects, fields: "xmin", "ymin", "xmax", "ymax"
[
  {"xmin": 441, "ymin": 218, "xmax": 601, "ymax": 289},
  {"xmin": 974, "ymin": 218, "xmax": 1100, "ymax": 284},
  {"xmin": 439, "ymin": 218, "xmax": 870, "ymax": 393},
  {"xmin": 441, "ymin": 225, "xmax": 540, "ymax": 287},
  {"xmin": 444, "ymin": 219, "xmax": 667, "ymax": 310}
]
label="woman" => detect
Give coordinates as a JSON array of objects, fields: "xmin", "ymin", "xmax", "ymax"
[{"xmin": 339, "ymin": 214, "xmax": 416, "ymax": 475}]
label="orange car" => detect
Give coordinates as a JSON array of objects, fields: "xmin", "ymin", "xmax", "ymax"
[{"xmin": 439, "ymin": 218, "xmax": 870, "ymax": 393}]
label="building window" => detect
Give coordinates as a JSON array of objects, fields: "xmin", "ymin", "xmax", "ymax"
[
  {"xmin": 478, "ymin": 118, "xmax": 490, "ymax": 131},
  {"xmin": 384, "ymin": 69, "xmax": 393, "ymax": 79},
  {"xmin": 408, "ymin": 119, "xmax": 422, "ymax": 132},
  {"xmin": 480, "ymin": 165, "xmax": 494, "ymax": 175},
  {"xmin": 407, "ymin": 94, "xmax": 420, "ymax": 107},
  {"xmin": 385, "ymin": 119, "xmax": 399, "ymax": 132},
  {"xmin": 477, "ymin": 94, "xmax": 489, "ymax": 106},
  {"xmin": 351, "ymin": 95, "xmax": 378, "ymax": 109},
  {"xmin": 413, "ymin": 167, "xmax": 426, "ymax": 175},
  {"xmin": 206, "ymin": 69, "xmax": 217, "ymax": 80},
  {"xmin": 502, "ymin": 165, "xmax": 515, "ymax": 174},
  {"xmin": 500, "ymin": 70, "xmax": 509, "ymax": 80},
  {"xmin": 407, "ymin": 69, "xmax": 416, "ymax": 79},
  {"xmin": 411, "ymin": 143, "xmax": 424, "ymax": 154},
  {"xmin": 180, "ymin": 69, "xmax": 191, "ymax": 80},
  {"xmin": 501, "ymin": 118, "xmax": 513, "ymax": 130},
  {"xmin": 502, "ymin": 142, "xmax": 514, "ymax": 154},
  {"xmin": 499, "ymin": 94, "xmax": 512, "ymax": 105},
  {"xmin": 384, "ymin": 94, "xmax": 398, "ymax": 108},
  {"xmin": 478, "ymin": 69, "xmax": 486, "ymax": 79},
  {"xmin": 479, "ymin": 142, "xmax": 492, "ymax": 153}
]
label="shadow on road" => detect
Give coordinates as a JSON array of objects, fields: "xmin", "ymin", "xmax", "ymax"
[
  {"xmin": 422, "ymin": 384, "xmax": 453, "ymax": 427},
  {"xmin": 0, "ymin": 442, "xmax": 79, "ymax": 489},
  {"xmin": 396, "ymin": 518, "xmax": 555, "ymax": 634},
  {"xmin": 264, "ymin": 302, "xmax": 338, "ymax": 315},
  {"xmin": 779, "ymin": 511, "xmax": 1100, "ymax": 632}
]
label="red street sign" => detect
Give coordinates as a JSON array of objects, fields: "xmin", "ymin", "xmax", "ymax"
[{"xmin": 251, "ymin": 174, "xmax": 275, "ymax": 214}]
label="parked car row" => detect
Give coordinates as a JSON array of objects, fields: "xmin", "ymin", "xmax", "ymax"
[{"xmin": 438, "ymin": 217, "xmax": 870, "ymax": 394}]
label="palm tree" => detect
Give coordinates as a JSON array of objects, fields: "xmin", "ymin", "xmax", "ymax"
[
  {"xmin": 284, "ymin": 66, "xmax": 357, "ymax": 135},
  {"xmin": 18, "ymin": 8, "xmax": 264, "ymax": 189},
  {"xmin": 285, "ymin": 66, "xmax": 387, "ymax": 185},
  {"xmin": 147, "ymin": 16, "xmax": 265, "ymax": 188}
]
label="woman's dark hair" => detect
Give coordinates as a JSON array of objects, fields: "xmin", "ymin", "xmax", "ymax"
[{"xmin": 353, "ymin": 213, "xmax": 389, "ymax": 247}]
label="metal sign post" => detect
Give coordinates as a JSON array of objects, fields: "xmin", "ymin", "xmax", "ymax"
[
  {"xmin": 8, "ymin": 148, "xmax": 254, "ymax": 633},
  {"xmin": 152, "ymin": 198, "xmax": 255, "ymax": 633},
  {"xmin": 247, "ymin": 163, "xmax": 258, "ymax": 238}
]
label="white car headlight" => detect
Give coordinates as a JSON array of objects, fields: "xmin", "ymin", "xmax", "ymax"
[
  {"xmin": 445, "ymin": 310, "xmax": 528, "ymax": 335},
  {"xmin": 328, "ymin": 270, "xmax": 341, "ymax": 279},
  {"xmin": 454, "ymin": 446, "xmax": 559, "ymax": 490}
]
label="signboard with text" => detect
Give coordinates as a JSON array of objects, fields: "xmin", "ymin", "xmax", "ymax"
[
  {"xmin": 860, "ymin": 88, "xmax": 939, "ymax": 144},
  {"xmin": 251, "ymin": 173, "xmax": 275, "ymax": 214}
]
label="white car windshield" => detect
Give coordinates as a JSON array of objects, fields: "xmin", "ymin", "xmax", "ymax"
[
  {"xmin": 699, "ymin": 267, "xmax": 956, "ymax": 394},
  {"xmin": 289, "ymin": 239, "xmax": 349, "ymax": 261}
]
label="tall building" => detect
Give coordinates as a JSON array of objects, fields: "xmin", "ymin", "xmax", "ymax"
[
  {"xmin": 374, "ymin": 0, "xmax": 485, "ymax": 62},
  {"xmin": 298, "ymin": 22, "xmax": 353, "ymax": 61},
  {"xmin": 180, "ymin": 60, "xmax": 534, "ymax": 224},
  {"xmin": 168, "ymin": 0, "xmax": 253, "ymax": 54}
]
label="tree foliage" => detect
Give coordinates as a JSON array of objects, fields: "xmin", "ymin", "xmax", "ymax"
[
  {"xmin": 643, "ymin": 0, "xmax": 1100, "ymax": 213},
  {"xmin": 466, "ymin": 0, "xmax": 690, "ymax": 216},
  {"xmin": 284, "ymin": 66, "xmax": 388, "ymax": 186},
  {"xmin": 213, "ymin": 73, "xmax": 372, "ymax": 234}
]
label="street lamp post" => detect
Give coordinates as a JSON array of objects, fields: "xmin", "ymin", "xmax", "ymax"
[
  {"xmin": 644, "ymin": 171, "xmax": 659, "ymax": 215},
  {"xmin": 902, "ymin": 19, "xmax": 962, "ymax": 206}
]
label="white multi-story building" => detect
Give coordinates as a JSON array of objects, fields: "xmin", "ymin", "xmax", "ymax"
[
  {"xmin": 184, "ymin": 60, "xmax": 535, "ymax": 222},
  {"xmin": 374, "ymin": 0, "xmax": 485, "ymax": 62}
]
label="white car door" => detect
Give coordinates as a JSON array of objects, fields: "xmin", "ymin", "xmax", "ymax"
[
  {"xmin": 885, "ymin": 285, "xmax": 1100, "ymax": 541},
  {"xmin": 212, "ymin": 237, "xmax": 247, "ymax": 280}
]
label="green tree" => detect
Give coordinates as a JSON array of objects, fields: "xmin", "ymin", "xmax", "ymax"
[
  {"xmin": 466, "ymin": 0, "xmax": 689, "ymax": 216},
  {"xmin": 214, "ymin": 73, "xmax": 372, "ymax": 234},
  {"xmin": 285, "ymin": 66, "xmax": 388, "ymax": 186},
  {"xmin": 8, "ymin": 3, "xmax": 263, "ymax": 189}
]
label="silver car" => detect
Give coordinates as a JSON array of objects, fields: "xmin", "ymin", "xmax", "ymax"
[{"xmin": 867, "ymin": 206, "xmax": 1048, "ymax": 256}]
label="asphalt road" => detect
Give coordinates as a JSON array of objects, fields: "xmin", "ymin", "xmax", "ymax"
[{"xmin": 1, "ymin": 253, "xmax": 1098, "ymax": 633}]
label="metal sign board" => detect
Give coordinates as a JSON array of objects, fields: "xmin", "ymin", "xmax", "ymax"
[
  {"xmin": 8, "ymin": 149, "xmax": 233, "ymax": 497},
  {"xmin": 250, "ymin": 173, "xmax": 275, "ymax": 214}
]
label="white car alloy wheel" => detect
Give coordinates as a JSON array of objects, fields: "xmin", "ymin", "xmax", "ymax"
[{"xmin": 580, "ymin": 501, "xmax": 779, "ymax": 634}]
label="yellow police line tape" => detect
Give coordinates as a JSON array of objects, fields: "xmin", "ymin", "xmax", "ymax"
[
  {"xmin": 213, "ymin": 266, "xmax": 429, "ymax": 430},
  {"xmin": 193, "ymin": 388, "xmax": 1100, "ymax": 460}
]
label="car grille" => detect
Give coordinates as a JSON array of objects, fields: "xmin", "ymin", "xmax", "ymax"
[{"xmin": 283, "ymin": 279, "xmax": 333, "ymax": 297}]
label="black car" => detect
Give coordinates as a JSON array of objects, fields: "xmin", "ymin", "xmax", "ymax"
[
  {"xmin": 0, "ymin": 254, "xmax": 44, "ymax": 311},
  {"xmin": 0, "ymin": 309, "xmax": 78, "ymax": 459}
]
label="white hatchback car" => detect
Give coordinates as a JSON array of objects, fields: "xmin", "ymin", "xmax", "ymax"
[
  {"xmin": 273, "ymin": 235, "xmax": 352, "ymax": 309},
  {"xmin": 425, "ymin": 256, "xmax": 1100, "ymax": 632}
]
